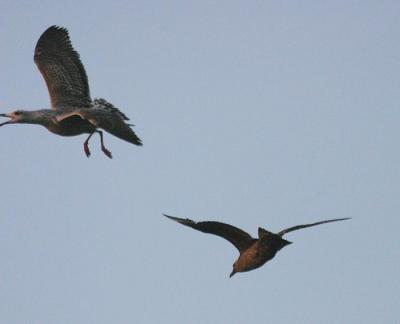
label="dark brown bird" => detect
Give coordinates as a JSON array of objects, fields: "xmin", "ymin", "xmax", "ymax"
[
  {"xmin": 0, "ymin": 26, "xmax": 142, "ymax": 158},
  {"xmin": 164, "ymin": 214, "xmax": 350, "ymax": 277}
]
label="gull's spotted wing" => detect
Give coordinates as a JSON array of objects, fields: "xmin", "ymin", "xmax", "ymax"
[
  {"xmin": 34, "ymin": 26, "xmax": 91, "ymax": 109},
  {"xmin": 56, "ymin": 102, "xmax": 142, "ymax": 146}
]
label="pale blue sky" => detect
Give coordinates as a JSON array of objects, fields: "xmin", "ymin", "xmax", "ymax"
[{"xmin": 0, "ymin": 1, "xmax": 399, "ymax": 323}]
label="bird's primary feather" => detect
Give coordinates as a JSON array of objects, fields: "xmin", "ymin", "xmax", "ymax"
[
  {"xmin": 277, "ymin": 217, "xmax": 351, "ymax": 236},
  {"xmin": 164, "ymin": 214, "xmax": 256, "ymax": 252},
  {"xmin": 34, "ymin": 25, "xmax": 91, "ymax": 109}
]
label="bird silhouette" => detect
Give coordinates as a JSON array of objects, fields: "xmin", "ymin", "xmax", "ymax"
[
  {"xmin": 0, "ymin": 26, "xmax": 142, "ymax": 158},
  {"xmin": 164, "ymin": 214, "xmax": 350, "ymax": 277}
]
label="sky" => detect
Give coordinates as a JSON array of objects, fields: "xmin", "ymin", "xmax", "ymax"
[{"xmin": 0, "ymin": 1, "xmax": 399, "ymax": 323}]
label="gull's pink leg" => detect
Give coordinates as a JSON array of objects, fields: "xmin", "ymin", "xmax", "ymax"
[
  {"xmin": 83, "ymin": 133, "xmax": 94, "ymax": 158},
  {"xmin": 97, "ymin": 130, "xmax": 112, "ymax": 159}
]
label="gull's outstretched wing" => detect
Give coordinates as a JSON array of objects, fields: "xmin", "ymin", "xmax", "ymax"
[
  {"xmin": 56, "ymin": 107, "xmax": 142, "ymax": 146},
  {"xmin": 34, "ymin": 26, "xmax": 91, "ymax": 109},
  {"xmin": 164, "ymin": 214, "xmax": 256, "ymax": 252}
]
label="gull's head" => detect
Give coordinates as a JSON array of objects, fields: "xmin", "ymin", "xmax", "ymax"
[{"xmin": 0, "ymin": 110, "xmax": 32, "ymax": 126}]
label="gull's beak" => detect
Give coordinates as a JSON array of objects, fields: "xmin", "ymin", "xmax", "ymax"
[{"xmin": 0, "ymin": 113, "xmax": 12, "ymax": 126}]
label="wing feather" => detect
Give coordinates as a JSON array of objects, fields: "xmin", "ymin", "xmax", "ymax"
[
  {"xmin": 34, "ymin": 26, "xmax": 91, "ymax": 109},
  {"xmin": 56, "ymin": 107, "xmax": 142, "ymax": 146},
  {"xmin": 278, "ymin": 218, "xmax": 351, "ymax": 236},
  {"xmin": 164, "ymin": 214, "xmax": 255, "ymax": 252}
]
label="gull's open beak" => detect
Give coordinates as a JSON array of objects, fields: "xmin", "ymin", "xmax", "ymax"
[{"xmin": 0, "ymin": 113, "xmax": 12, "ymax": 126}]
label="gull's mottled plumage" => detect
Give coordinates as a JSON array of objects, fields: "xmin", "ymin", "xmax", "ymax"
[
  {"xmin": 0, "ymin": 25, "xmax": 142, "ymax": 158},
  {"xmin": 34, "ymin": 25, "xmax": 91, "ymax": 109},
  {"xmin": 164, "ymin": 214, "xmax": 350, "ymax": 277}
]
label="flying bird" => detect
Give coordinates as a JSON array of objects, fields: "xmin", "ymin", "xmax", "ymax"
[
  {"xmin": 0, "ymin": 26, "xmax": 142, "ymax": 158},
  {"xmin": 164, "ymin": 214, "xmax": 350, "ymax": 277}
]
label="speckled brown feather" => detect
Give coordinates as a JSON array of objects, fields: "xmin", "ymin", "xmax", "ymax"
[
  {"xmin": 56, "ymin": 102, "xmax": 142, "ymax": 146},
  {"xmin": 34, "ymin": 26, "xmax": 91, "ymax": 109},
  {"xmin": 78, "ymin": 108, "xmax": 142, "ymax": 145}
]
